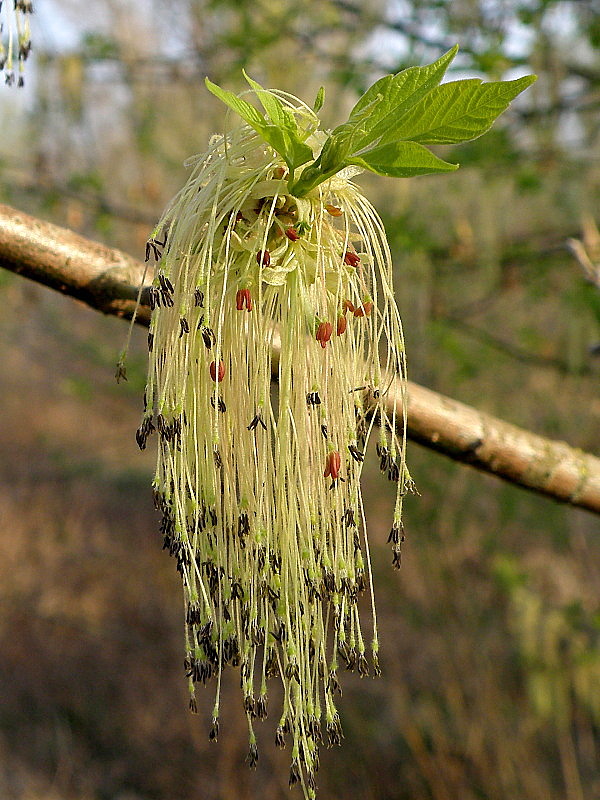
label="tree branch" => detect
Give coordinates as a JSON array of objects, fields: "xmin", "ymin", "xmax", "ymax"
[{"xmin": 1, "ymin": 202, "xmax": 599, "ymax": 515}]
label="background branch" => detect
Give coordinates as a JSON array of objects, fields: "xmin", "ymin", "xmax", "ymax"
[{"xmin": 1, "ymin": 202, "xmax": 599, "ymax": 515}]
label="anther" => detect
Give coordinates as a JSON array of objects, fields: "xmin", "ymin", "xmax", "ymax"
[
  {"xmin": 316, "ymin": 321, "xmax": 333, "ymax": 348},
  {"xmin": 324, "ymin": 451, "xmax": 341, "ymax": 480},
  {"xmin": 343, "ymin": 251, "xmax": 361, "ymax": 267},
  {"xmin": 236, "ymin": 288, "xmax": 253, "ymax": 311},
  {"xmin": 210, "ymin": 360, "xmax": 225, "ymax": 382},
  {"xmin": 256, "ymin": 249, "xmax": 271, "ymax": 267},
  {"xmin": 348, "ymin": 444, "xmax": 364, "ymax": 462},
  {"xmin": 285, "ymin": 227, "xmax": 300, "ymax": 241},
  {"xmin": 325, "ymin": 204, "xmax": 343, "ymax": 217},
  {"xmin": 248, "ymin": 412, "xmax": 267, "ymax": 431},
  {"xmin": 353, "ymin": 300, "xmax": 373, "ymax": 317},
  {"xmin": 337, "ymin": 315, "xmax": 347, "ymax": 335}
]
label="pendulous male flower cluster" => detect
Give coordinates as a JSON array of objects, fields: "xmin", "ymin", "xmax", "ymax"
[
  {"xmin": 132, "ymin": 57, "xmax": 536, "ymax": 798},
  {"xmin": 0, "ymin": 0, "xmax": 32, "ymax": 87},
  {"xmin": 138, "ymin": 98, "xmax": 410, "ymax": 799}
]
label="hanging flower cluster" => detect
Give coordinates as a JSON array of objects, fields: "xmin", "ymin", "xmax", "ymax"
[
  {"xmin": 132, "ymin": 52, "xmax": 535, "ymax": 799},
  {"xmin": 0, "ymin": 1, "xmax": 32, "ymax": 87}
]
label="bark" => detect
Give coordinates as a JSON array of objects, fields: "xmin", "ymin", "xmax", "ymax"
[{"xmin": 1, "ymin": 202, "xmax": 599, "ymax": 514}]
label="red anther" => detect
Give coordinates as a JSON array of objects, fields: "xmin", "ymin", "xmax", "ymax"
[
  {"xmin": 337, "ymin": 315, "xmax": 347, "ymax": 336},
  {"xmin": 343, "ymin": 251, "xmax": 361, "ymax": 267},
  {"xmin": 316, "ymin": 321, "xmax": 333, "ymax": 348},
  {"xmin": 285, "ymin": 227, "xmax": 300, "ymax": 241},
  {"xmin": 324, "ymin": 451, "xmax": 341, "ymax": 479},
  {"xmin": 342, "ymin": 299, "xmax": 355, "ymax": 314},
  {"xmin": 353, "ymin": 301, "xmax": 373, "ymax": 318},
  {"xmin": 256, "ymin": 250, "xmax": 271, "ymax": 267},
  {"xmin": 236, "ymin": 288, "xmax": 253, "ymax": 311},
  {"xmin": 325, "ymin": 204, "xmax": 343, "ymax": 217},
  {"xmin": 210, "ymin": 360, "xmax": 225, "ymax": 382},
  {"xmin": 273, "ymin": 167, "xmax": 287, "ymax": 179}
]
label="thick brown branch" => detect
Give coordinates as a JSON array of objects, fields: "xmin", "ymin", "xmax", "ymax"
[{"xmin": 1, "ymin": 202, "xmax": 599, "ymax": 515}]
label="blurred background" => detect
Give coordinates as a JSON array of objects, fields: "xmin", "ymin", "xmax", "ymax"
[{"xmin": 1, "ymin": 1, "xmax": 600, "ymax": 798}]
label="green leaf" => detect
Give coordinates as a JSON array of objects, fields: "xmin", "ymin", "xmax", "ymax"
[
  {"xmin": 380, "ymin": 75, "xmax": 537, "ymax": 145},
  {"xmin": 243, "ymin": 70, "xmax": 298, "ymax": 133},
  {"xmin": 346, "ymin": 45, "xmax": 459, "ymax": 148},
  {"xmin": 346, "ymin": 140, "xmax": 458, "ymax": 178},
  {"xmin": 205, "ymin": 76, "xmax": 313, "ymax": 172},
  {"xmin": 313, "ymin": 86, "xmax": 325, "ymax": 113},
  {"xmin": 205, "ymin": 78, "xmax": 265, "ymax": 128}
]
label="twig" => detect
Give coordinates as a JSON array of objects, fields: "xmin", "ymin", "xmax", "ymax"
[{"xmin": 1, "ymin": 202, "xmax": 599, "ymax": 515}]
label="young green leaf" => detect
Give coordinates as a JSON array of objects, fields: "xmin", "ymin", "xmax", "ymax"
[
  {"xmin": 346, "ymin": 140, "xmax": 458, "ymax": 178},
  {"xmin": 313, "ymin": 86, "xmax": 325, "ymax": 113},
  {"xmin": 378, "ymin": 75, "xmax": 537, "ymax": 145},
  {"xmin": 346, "ymin": 45, "xmax": 459, "ymax": 148},
  {"xmin": 205, "ymin": 76, "xmax": 313, "ymax": 173},
  {"xmin": 205, "ymin": 78, "xmax": 266, "ymax": 129}
]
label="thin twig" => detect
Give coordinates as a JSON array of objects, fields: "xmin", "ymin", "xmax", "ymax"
[{"xmin": 1, "ymin": 202, "xmax": 599, "ymax": 514}]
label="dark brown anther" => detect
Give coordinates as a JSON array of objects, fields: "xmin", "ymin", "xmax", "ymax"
[
  {"xmin": 326, "ymin": 713, "xmax": 344, "ymax": 746},
  {"xmin": 210, "ymin": 360, "xmax": 225, "ymax": 382},
  {"xmin": 256, "ymin": 695, "xmax": 268, "ymax": 720},
  {"xmin": 357, "ymin": 653, "xmax": 369, "ymax": 677},
  {"xmin": 236, "ymin": 288, "xmax": 253, "ymax": 311},
  {"xmin": 289, "ymin": 760, "xmax": 301, "ymax": 787},
  {"xmin": 213, "ymin": 448, "xmax": 222, "ymax": 468},
  {"xmin": 306, "ymin": 391, "xmax": 321, "ymax": 406},
  {"xmin": 372, "ymin": 656, "xmax": 382, "ymax": 677},
  {"xmin": 387, "ymin": 523, "xmax": 404, "ymax": 544},
  {"xmin": 157, "ymin": 272, "xmax": 173, "ymax": 293},
  {"xmin": 285, "ymin": 227, "xmax": 300, "ymax": 241},
  {"xmin": 145, "ymin": 233, "xmax": 167, "ymax": 262},
  {"xmin": 243, "ymin": 695, "xmax": 257, "ymax": 718},
  {"xmin": 189, "ymin": 696, "xmax": 198, "ymax": 713},
  {"xmin": 343, "ymin": 508, "xmax": 356, "ymax": 528},
  {"xmin": 136, "ymin": 417, "xmax": 155, "ymax": 450},
  {"xmin": 256, "ymin": 249, "xmax": 271, "ymax": 266},
  {"xmin": 147, "ymin": 332, "xmax": 154, "ymax": 352},
  {"xmin": 316, "ymin": 321, "xmax": 333, "ymax": 348},
  {"xmin": 238, "ymin": 512, "xmax": 250, "ymax": 538},
  {"xmin": 348, "ymin": 444, "xmax": 364, "ymax": 462},
  {"xmin": 201, "ymin": 326, "xmax": 215, "ymax": 349},
  {"xmin": 246, "ymin": 742, "xmax": 259, "ymax": 769},
  {"xmin": 321, "ymin": 423, "xmax": 328, "ymax": 439},
  {"xmin": 336, "ymin": 315, "xmax": 347, "ymax": 335},
  {"xmin": 209, "ymin": 718, "xmax": 219, "ymax": 742},
  {"xmin": 161, "ymin": 290, "xmax": 174, "ymax": 308},
  {"xmin": 343, "ymin": 250, "xmax": 361, "ymax": 267},
  {"xmin": 387, "ymin": 460, "xmax": 400, "ymax": 482},
  {"xmin": 194, "ymin": 288, "xmax": 204, "ymax": 307},
  {"xmin": 179, "ymin": 317, "xmax": 190, "ymax": 337},
  {"xmin": 392, "ymin": 548, "xmax": 402, "ymax": 569},
  {"xmin": 247, "ymin": 411, "xmax": 267, "ymax": 431},
  {"xmin": 275, "ymin": 726, "xmax": 286, "ymax": 748},
  {"xmin": 115, "ymin": 361, "xmax": 127, "ymax": 383},
  {"xmin": 210, "ymin": 396, "xmax": 227, "ymax": 412}
]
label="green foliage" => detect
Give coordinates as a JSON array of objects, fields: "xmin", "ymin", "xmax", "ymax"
[
  {"xmin": 205, "ymin": 73, "xmax": 314, "ymax": 174},
  {"xmin": 207, "ymin": 48, "xmax": 536, "ymax": 197}
]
